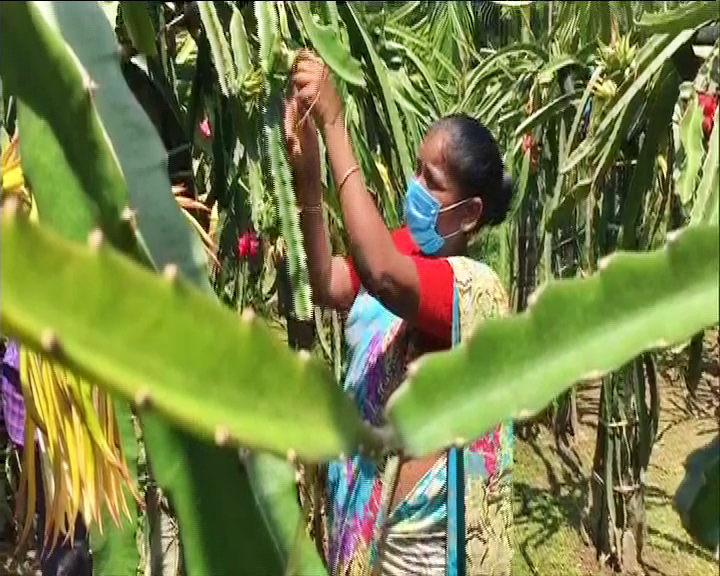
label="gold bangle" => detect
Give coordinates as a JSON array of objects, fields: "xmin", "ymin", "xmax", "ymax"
[{"xmin": 337, "ymin": 165, "xmax": 360, "ymax": 194}]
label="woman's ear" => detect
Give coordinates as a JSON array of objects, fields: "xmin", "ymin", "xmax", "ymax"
[{"xmin": 461, "ymin": 196, "xmax": 483, "ymax": 233}]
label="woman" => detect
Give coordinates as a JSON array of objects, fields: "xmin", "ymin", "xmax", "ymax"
[{"xmin": 284, "ymin": 51, "xmax": 514, "ymax": 576}]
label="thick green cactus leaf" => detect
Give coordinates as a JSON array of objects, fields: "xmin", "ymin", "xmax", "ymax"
[
  {"xmin": 256, "ymin": 0, "xmax": 279, "ymax": 76},
  {"xmin": 13, "ymin": 103, "xmax": 142, "ymax": 573},
  {"xmin": 254, "ymin": 0, "xmax": 313, "ymax": 321},
  {"xmin": 4, "ymin": 3, "xmax": 327, "ymax": 574},
  {"xmin": 514, "ymin": 91, "xmax": 578, "ymax": 137},
  {"xmin": 197, "ymin": 1, "xmax": 237, "ymax": 96},
  {"xmin": 1, "ymin": 210, "xmax": 369, "ymax": 461},
  {"xmin": 562, "ymin": 30, "xmax": 698, "ymax": 176},
  {"xmin": 119, "ymin": 1, "xmax": 157, "ymax": 57},
  {"xmin": 674, "ymin": 435, "xmax": 720, "ymax": 554},
  {"xmin": 386, "ymin": 224, "xmax": 720, "ymax": 457},
  {"xmin": 4, "ymin": 5, "xmax": 143, "ymax": 572},
  {"xmin": 245, "ymin": 453, "xmax": 328, "ymax": 575},
  {"xmin": 341, "ymin": 3, "xmax": 413, "ymax": 184},
  {"xmin": 637, "ymin": 1, "xmax": 718, "ymax": 34},
  {"xmin": 261, "ymin": 81, "xmax": 313, "ymax": 318},
  {"xmin": 46, "ymin": 0, "xmax": 211, "ymax": 290},
  {"xmin": 677, "ymin": 96, "xmax": 706, "ymax": 205},
  {"xmin": 139, "ymin": 414, "xmax": 292, "ymax": 576},
  {"xmin": 266, "ymin": 98, "xmax": 314, "ymax": 320},
  {"xmin": 295, "ymin": 1, "xmax": 366, "ymax": 87},
  {"xmin": 619, "ymin": 65, "xmax": 679, "ymax": 250},
  {"xmin": 16, "ymin": 102, "xmax": 101, "ymax": 243},
  {"xmin": 50, "ymin": 4, "xmax": 324, "ymax": 571},
  {"xmin": 0, "ymin": 1, "xmax": 131, "ymax": 251},
  {"xmin": 90, "ymin": 399, "xmax": 140, "ymax": 576},
  {"xmin": 691, "ymin": 109, "xmax": 719, "ymax": 226},
  {"xmin": 230, "ymin": 6, "xmax": 253, "ymax": 80}
]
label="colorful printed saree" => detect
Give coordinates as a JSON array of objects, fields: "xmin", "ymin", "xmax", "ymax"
[{"xmin": 319, "ymin": 256, "xmax": 514, "ymax": 576}]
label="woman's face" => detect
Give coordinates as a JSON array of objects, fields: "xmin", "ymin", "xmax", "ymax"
[{"xmin": 413, "ymin": 127, "xmax": 483, "ymax": 247}]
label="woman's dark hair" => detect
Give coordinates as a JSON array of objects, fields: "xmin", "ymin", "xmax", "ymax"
[{"xmin": 430, "ymin": 113, "xmax": 513, "ymax": 227}]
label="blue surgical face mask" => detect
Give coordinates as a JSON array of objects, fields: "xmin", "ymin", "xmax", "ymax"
[{"xmin": 404, "ymin": 177, "xmax": 469, "ymax": 255}]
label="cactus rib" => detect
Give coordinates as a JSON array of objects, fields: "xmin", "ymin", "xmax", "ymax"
[
  {"xmin": 1, "ymin": 209, "xmax": 370, "ymax": 461},
  {"xmin": 257, "ymin": 0, "xmax": 314, "ymax": 322},
  {"xmin": 119, "ymin": 1, "xmax": 158, "ymax": 57},
  {"xmin": 48, "ymin": 0, "xmax": 213, "ymax": 288},
  {"xmin": 256, "ymin": 1, "xmax": 278, "ymax": 76},
  {"xmin": 230, "ymin": 6, "xmax": 253, "ymax": 81},
  {"xmin": 264, "ymin": 87, "xmax": 314, "ymax": 320},
  {"xmin": 690, "ymin": 108, "xmax": 719, "ymax": 226},
  {"xmin": 0, "ymin": 1, "xmax": 131, "ymax": 251},
  {"xmin": 637, "ymin": 0, "xmax": 718, "ymax": 34},
  {"xmin": 387, "ymin": 224, "xmax": 720, "ymax": 457},
  {"xmin": 197, "ymin": 1, "xmax": 237, "ymax": 96}
]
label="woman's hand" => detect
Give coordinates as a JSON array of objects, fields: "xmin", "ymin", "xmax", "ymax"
[
  {"xmin": 291, "ymin": 50, "xmax": 343, "ymax": 129},
  {"xmin": 283, "ymin": 93, "xmax": 321, "ymax": 205}
]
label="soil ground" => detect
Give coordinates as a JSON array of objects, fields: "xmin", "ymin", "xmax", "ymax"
[{"xmin": 512, "ymin": 329, "xmax": 720, "ymax": 576}]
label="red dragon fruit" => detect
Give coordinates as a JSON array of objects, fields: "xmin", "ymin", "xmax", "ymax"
[
  {"xmin": 199, "ymin": 115, "xmax": 212, "ymax": 139},
  {"xmin": 697, "ymin": 91, "xmax": 718, "ymax": 138},
  {"xmin": 237, "ymin": 229, "xmax": 259, "ymax": 260}
]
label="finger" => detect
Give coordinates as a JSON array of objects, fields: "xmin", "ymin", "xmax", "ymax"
[
  {"xmin": 286, "ymin": 96, "xmax": 299, "ymax": 126},
  {"xmin": 286, "ymin": 129, "xmax": 301, "ymax": 158},
  {"xmin": 301, "ymin": 110, "xmax": 317, "ymax": 133},
  {"xmin": 286, "ymin": 87, "xmax": 310, "ymax": 118},
  {"xmin": 283, "ymin": 100, "xmax": 303, "ymax": 156},
  {"xmin": 285, "ymin": 130, "xmax": 300, "ymax": 157},
  {"xmin": 295, "ymin": 99, "xmax": 310, "ymax": 119},
  {"xmin": 288, "ymin": 83, "xmax": 304, "ymax": 112},
  {"xmin": 296, "ymin": 100, "xmax": 316, "ymax": 131},
  {"xmin": 293, "ymin": 85, "xmax": 318, "ymax": 111},
  {"xmin": 282, "ymin": 98, "xmax": 298, "ymax": 140}
]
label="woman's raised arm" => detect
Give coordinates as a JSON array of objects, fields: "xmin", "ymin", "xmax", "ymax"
[
  {"xmin": 290, "ymin": 52, "xmax": 422, "ymax": 322},
  {"xmin": 283, "ymin": 94, "xmax": 356, "ymax": 311}
]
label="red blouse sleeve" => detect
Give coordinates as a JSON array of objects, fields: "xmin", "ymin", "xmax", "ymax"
[
  {"xmin": 346, "ymin": 256, "xmax": 361, "ymax": 297},
  {"xmin": 343, "ymin": 229, "xmax": 454, "ymax": 346},
  {"xmin": 411, "ymin": 256, "xmax": 454, "ymax": 346}
]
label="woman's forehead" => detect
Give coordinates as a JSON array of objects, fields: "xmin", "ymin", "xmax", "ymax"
[
  {"xmin": 419, "ymin": 128, "xmax": 461, "ymax": 200},
  {"xmin": 419, "ymin": 128, "xmax": 449, "ymax": 166}
]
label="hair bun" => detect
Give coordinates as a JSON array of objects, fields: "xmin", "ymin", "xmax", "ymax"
[
  {"xmin": 501, "ymin": 170, "xmax": 513, "ymax": 195},
  {"xmin": 485, "ymin": 169, "xmax": 513, "ymax": 226}
]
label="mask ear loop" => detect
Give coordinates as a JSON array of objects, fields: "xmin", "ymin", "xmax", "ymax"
[
  {"xmin": 438, "ymin": 197, "xmax": 471, "ymax": 214},
  {"xmin": 437, "ymin": 197, "xmax": 473, "ymax": 239},
  {"xmin": 441, "ymin": 228, "xmax": 463, "ymax": 240}
]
